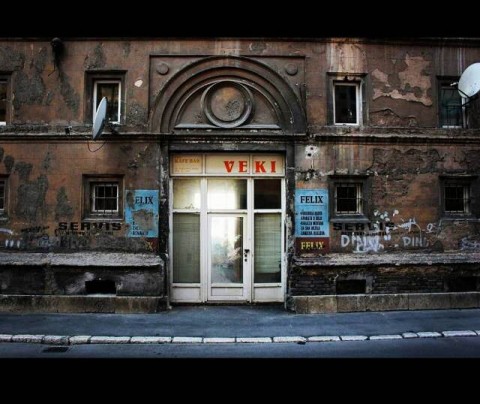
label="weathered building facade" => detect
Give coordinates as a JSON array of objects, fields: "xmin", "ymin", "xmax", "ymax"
[{"xmin": 1, "ymin": 37, "xmax": 480, "ymax": 313}]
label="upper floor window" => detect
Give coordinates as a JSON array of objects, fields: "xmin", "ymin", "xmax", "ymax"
[
  {"xmin": 328, "ymin": 73, "xmax": 366, "ymax": 127},
  {"xmin": 93, "ymin": 80, "xmax": 121, "ymax": 124},
  {"xmin": 334, "ymin": 82, "xmax": 360, "ymax": 125},
  {"xmin": 85, "ymin": 71, "xmax": 126, "ymax": 125},
  {"xmin": 0, "ymin": 79, "xmax": 8, "ymax": 125},
  {"xmin": 439, "ymin": 78, "xmax": 463, "ymax": 128},
  {"xmin": 0, "ymin": 177, "xmax": 7, "ymax": 215}
]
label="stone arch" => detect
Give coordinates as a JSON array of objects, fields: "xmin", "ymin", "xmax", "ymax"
[{"xmin": 149, "ymin": 56, "xmax": 306, "ymax": 134}]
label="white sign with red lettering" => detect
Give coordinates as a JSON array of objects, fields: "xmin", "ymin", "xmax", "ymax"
[
  {"xmin": 172, "ymin": 154, "xmax": 284, "ymax": 176},
  {"xmin": 206, "ymin": 154, "xmax": 284, "ymax": 175}
]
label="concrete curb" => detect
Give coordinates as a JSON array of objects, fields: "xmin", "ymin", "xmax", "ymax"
[{"xmin": 0, "ymin": 330, "xmax": 479, "ymax": 345}]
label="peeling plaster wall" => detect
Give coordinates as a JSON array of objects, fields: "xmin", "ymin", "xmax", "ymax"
[
  {"xmin": 2, "ymin": 38, "xmax": 480, "ymax": 129},
  {"xmin": 294, "ymin": 143, "xmax": 480, "ymax": 255},
  {"xmin": 0, "ymin": 142, "xmax": 161, "ymax": 254}
]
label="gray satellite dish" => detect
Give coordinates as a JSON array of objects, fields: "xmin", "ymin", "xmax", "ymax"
[
  {"xmin": 458, "ymin": 63, "xmax": 480, "ymax": 99},
  {"xmin": 92, "ymin": 97, "xmax": 108, "ymax": 140}
]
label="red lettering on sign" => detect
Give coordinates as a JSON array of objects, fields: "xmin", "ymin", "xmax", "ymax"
[
  {"xmin": 239, "ymin": 160, "xmax": 248, "ymax": 173},
  {"xmin": 255, "ymin": 161, "xmax": 266, "ymax": 173},
  {"xmin": 271, "ymin": 161, "xmax": 276, "ymax": 173},
  {"xmin": 224, "ymin": 161, "xmax": 235, "ymax": 173}
]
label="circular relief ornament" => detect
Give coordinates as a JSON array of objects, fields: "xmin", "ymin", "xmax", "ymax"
[
  {"xmin": 156, "ymin": 62, "xmax": 170, "ymax": 75},
  {"xmin": 201, "ymin": 82, "xmax": 254, "ymax": 128},
  {"xmin": 285, "ymin": 63, "xmax": 298, "ymax": 76}
]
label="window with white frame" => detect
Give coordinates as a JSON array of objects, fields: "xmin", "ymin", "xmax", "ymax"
[
  {"xmin": 439, "ymin": 79, "xmax": 463, "ymax": 128},
  {"xmin": 93, "ymin": 80, "xmax": 121, "ymax": 124},
  {"xmin": 333, "ymin": 82, "xmax": 361, "ymax": 125},
  {"xmin": 83, "ymin": 176, "xmax": 123, "ymax": 219},
  {"xmin": 0, "ymin": 79, "xmax": 7, "ymax": 125},
  {"xmin": 0, "ymin": 177, "xmax": 7, "ymax": 214}
]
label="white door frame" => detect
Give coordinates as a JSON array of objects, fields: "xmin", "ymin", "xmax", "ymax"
[{"xmin": 169, "ymin": 153, "xmax": 285, "ymax": 303}]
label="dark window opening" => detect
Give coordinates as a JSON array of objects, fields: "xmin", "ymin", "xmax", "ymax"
[
  {"xmin": 95, "ymin": 81, "xmax": 120, "ymax": 123},
  {"xmin": 446, "ymin": 277, "xmax": 477, "ymax": 292},
  {"xmin": 254, "ymin": 179, "xmax": 281, "ymax": 209},
  {"xmin": 85, "ymin": 279, "xmax": 117, "ymax": 294},
  {"xmin": 83, "ymin": 175, "xmax": 123, "ymax": 220},
  {"xmin": 445, "ymin": 183, "xmax": 469, "ymax": 213},
  {"xmin": 0, "ymin": 179, "xmax": 5, "ymax": 212},
  {"xmin": 92, "ymin": 182, "xmax": 119, "ymax": 213},
  {"xmin": 336, "ymin": 279, "xmax": 366, "ymax": 294},
  {"xmin": 440, "ymin": 85, "xmax": 463, "ymax": 127},
  {"xmin": 0, "ymin": 80, "xmax": 7, "ymax": 123},
  {"xmin": 336, "ymin": 183, "xmax": 362, "ymax": 214},
  {"xmin": 334, "ymin": 83, "xmax": 358, "ymax": 124}
]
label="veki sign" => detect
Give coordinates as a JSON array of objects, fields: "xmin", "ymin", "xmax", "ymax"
[{"xmin": 171, "ymin": 154, "xmax": 284, "ymax": 176}]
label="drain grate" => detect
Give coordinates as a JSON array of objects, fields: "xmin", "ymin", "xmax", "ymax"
[{"xmin": 42, "ymin": 346, "xmax": 69, "ymax": 353}]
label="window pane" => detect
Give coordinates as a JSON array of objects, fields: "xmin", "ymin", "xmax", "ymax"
[
  {"xmin": 173, "ymin": 214, "xmax": 200, "ymax": 283},
  {"xmin": 335, "ymin": 84, "xmax": 357, "ymax": 124},
  {"xmin": 210, "ymin": 216, "xmax": 243, "ymax": 283},
  {"xmin": 0, "ymin": 81, "xmax": 6, "ymax": 122},
  {"xmin": 93, "ymin": 183, "xmax": 118, "ymax": 212},
  {"xmin": 254, "ymin": 179, "xmax": 281, "ymax": 209},
  {"xmin": 336, "ymin": 184, "xmax": 361, "ymax": 213},
  {"xmin": 207, "ymin": 179, "xmax": 247, "ymax": 209},
  {"xmin": 0, "ymin": 180, "xmax": 5, "ymax": 210},
  {"xmin": 445, "ymin": 184, "xmax": 467, "ymax": 212},
  {"xmin": 254, "ymin": 214, "xmax": 281, "ymax": 283},
  {"xmin": 96, "ymin": 82, "xmax": 120, "ymax": 122},
  {"xmin": 173, "ymin": 179, "xmax": 201, "ymax": 210},
  {"xmin": 440, "ymin": 87, "xmax": 462, "ymax": 127}
]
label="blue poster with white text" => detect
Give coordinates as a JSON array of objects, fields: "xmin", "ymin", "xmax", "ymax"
[
  {"xmin": 295, "ymin": 189, "xmax": 329, "ymax": 237},
  {"xmin": 125, "ymin": 190, "xmax": 159, "ymax": 238}
]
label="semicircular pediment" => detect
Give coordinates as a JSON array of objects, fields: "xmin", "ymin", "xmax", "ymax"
[{"xmin": 149, "ymin": 56, "xmax": 306, "ymax": 135}]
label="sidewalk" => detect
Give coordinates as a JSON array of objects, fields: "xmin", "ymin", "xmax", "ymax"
[{"xmin": 1, "ymin": 305, "xmax": 480, "ymax": 345}]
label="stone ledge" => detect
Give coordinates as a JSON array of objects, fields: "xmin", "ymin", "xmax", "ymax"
[
  {"xmin": 0, "ymin": 252, "xmax": 162, "ymax": 268},
  {"xmin": 293, "ymin": 252, "xmax": 480, "ymax": 267},
  {"xmin": 0, "ymin": 295, "xmax": 167, "ymax": 313},
  {"xmin": 291, "ymin": 292, "xmax": 480, "ymax": 314}
]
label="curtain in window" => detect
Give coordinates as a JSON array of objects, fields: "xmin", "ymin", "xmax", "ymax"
[
  {"xmin": 254, "ymin": 213, "xmax": 281, "ymax": 283},
  {"xmin": 173, "ymin": 214, "xmax": 200, "ymax": 283}
]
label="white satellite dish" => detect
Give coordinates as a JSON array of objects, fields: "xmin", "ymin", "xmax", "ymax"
[
  {"xmin": 458, "ymin": 63, "xmax": 480, "ymax": 99},
  {"xmin": 92, "ymin": 97, "xmax": 108, "ymax": 140}
]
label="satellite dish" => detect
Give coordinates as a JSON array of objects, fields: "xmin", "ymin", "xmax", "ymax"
[
  {"xmin": 92, "ymin": 97, "xmax": 108, "ymax": 140},
  {"xmin": 458, "ymin": 63, "xmax": 480, "ymax": 99}
]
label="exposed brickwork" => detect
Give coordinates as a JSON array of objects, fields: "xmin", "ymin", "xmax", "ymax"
[{"xmin": 290, "ymin": 264, "xmax": 480, "ymax": 296}]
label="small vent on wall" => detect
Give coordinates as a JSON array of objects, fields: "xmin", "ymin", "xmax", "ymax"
[
  {"xmin": 446, "ymin": 277, "xmax": 477, "ymax": 292},
  {"xmin": 85, "ymin": 279, "xmax": 117, "ymax": 295},
  {"xmin": 336, "ymin": 279, "xmax": 366, "ymax": 294}
]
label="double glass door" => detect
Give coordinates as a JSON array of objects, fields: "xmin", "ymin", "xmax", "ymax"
[{"xmin": 171, "ymin": 177, "xmax": 284, "ymax": 303}]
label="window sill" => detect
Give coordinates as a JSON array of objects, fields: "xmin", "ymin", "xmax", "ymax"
[
  {"xmin": 82, "ymin": 216, "xmax": 123, "ymax": 222},
  {"xmin": 331, "ymin": 215, "xmax": 369, "ymax": 223},
  {"xmin": 440, "ymin": 215, "xmax": 479, "ymax": 222}
]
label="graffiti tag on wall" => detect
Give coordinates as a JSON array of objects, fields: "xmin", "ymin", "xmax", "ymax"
[{"xmin": 334, "ymin": 209, "xmax": 438, "ymax": 253}]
